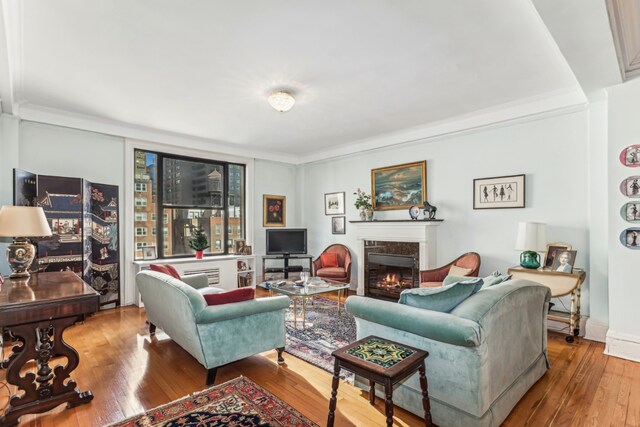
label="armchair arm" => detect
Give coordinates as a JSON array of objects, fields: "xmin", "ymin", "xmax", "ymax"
[
  {"xmin": 345, "ymin": 296, "xmax": 480, "ymax": 347},
  {"xmin": 195, "ymin": 296, "xmax": 290, "ymax": 324},
  {"xmin": 420, "ymin": 264, "xmax": 453, "ymax": 283},
  {"xmin": 181, "ymin": 274, "xmax": 209, "ymax": 289},
  {"xmin": 312, "ymin": 257, "xmax": 323, "ymax": 275}
]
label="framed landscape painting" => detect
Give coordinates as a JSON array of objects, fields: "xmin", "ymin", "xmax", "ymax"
[
  {"xmin": 371, "ymin": 161, "xmax": 426, "ymax": 210},
  {"xmin": 263, "ymin": 194, "xmax": 286, "ymax": 227},
  {"xmin": 473, "ymin": 174, "xmax": 525, "ymax": 209}
]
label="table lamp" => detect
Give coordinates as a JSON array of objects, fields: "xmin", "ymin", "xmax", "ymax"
[
  {"xmin": 515, "ymin": 222, "xmax": 546, "ymax": 269},
  {"xmin": 0, "ymin": 206, "xmax": 52, "ymax": 278}
]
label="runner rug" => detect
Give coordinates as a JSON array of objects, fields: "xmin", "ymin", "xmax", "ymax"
[
  {"xmin": 285, "ymin": 296, "xmax": 357, "ymax": 383},
  {"xmin": 107, "ymin": 376, "xmax": 317, "ymax": 427}
]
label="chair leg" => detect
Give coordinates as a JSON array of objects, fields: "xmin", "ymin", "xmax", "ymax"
[
  {"xmin": 276, "ymin": 347, "xmax": 285, "ymax": 364},
  {"xmin": 206, "ymin": 368, "xmax": 217, "ymax": 386},
  {"xmin": 149, "ymin": 322, "xmax": 156, "ymax": 336}
]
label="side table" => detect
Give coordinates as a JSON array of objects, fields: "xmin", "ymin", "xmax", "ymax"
[
  {"xmin": 328, "ymin": 336, "xmax": 433, "ymax": 427},
  {"xmin": 508, "ymin": 266, "xmax": 586, "ymax": 343}
]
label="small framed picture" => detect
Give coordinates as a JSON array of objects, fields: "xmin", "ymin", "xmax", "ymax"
[
  {"xmin": 142, "ymin": 246, "xmax": 157, "ymax": 260},
  {"xmin": 234, "ymin": 239, "xmax": 246, "ymax": 254},
  {"xmin": 621, "ymin": 228, "xmax": 640, "ymax": 249},
  {"xmin": 473, "ymin": 174, "xmax": 525, "ymax": 209},
  {"xmin": 263, "ymin": 194, "xmax": 286, "ymax": 227},
  {"xmin": 331, "ymin": 216, "xmax": 346, "ymax": 234},
  {"xmin": 242, "ymin": 245, "xmax": 253, "ymax": 255},
  {"xmin": 551, "ymin": 249, "xmax": 577, "ymax": 273},
  {"xmin": 543, "ymin": 243, "xmax": 572, "ymax": 269},
  {"xmin": 324, "ymin": 192, "xmax": 345, "ymax": 215}
]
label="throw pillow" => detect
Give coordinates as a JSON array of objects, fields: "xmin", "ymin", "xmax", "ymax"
[
  {"xmin": 150, "ymin": 264, "xmax": 181, "ymax": 280},
  {"xmin": 320, "ymin": 252, "xmax": 339, "ymax": 268},
  {"xmin": 482, "ymin": 271, "xmax": 512, "ymax": 288},
  {"xmin": 204, "ymin": 288, "xmax": 255, "ymax": 306},
  {"xmin": 399, "ymin": 278, "xmax": 484, "ymax": 312},
  {"xmin": 449, "ymin": 265, "xmax": 473, "ymax": 276}
]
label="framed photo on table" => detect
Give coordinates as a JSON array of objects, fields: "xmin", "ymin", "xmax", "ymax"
[
  {"xmin": 263, "ymin": 195, "xmax": 286, "ymax": 227},
  {"xmin": 324, "ymin": 192, "xmax": 345, "ymax": 215},
  {"xmin": 142, "ymin": 246, "xmax": 157, "ymax": 260},
  {"xmin": 473, "ymin": 174, "xmax": 525, "ymax": 209},
  {"xmin": 551, "ymin": 250, "xmax": 577, "ymax": 273},
  {"xmin": 543, "ymin": 243, "xmax": 572, "ymax": 269}
]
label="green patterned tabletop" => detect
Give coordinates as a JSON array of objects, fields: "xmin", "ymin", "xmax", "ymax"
[{"xmin": 346, "ymin": 338, "xmax": 415, "ymax": 369}]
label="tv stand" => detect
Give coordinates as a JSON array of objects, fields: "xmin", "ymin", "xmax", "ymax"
[{"xmin": 262, "ymin": 254, "xmax": 313, "ymax": 280}]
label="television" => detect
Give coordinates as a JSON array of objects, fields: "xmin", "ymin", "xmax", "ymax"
[{"xmin": 266, "ymin": 229, "xmax": 307, "ymax": 256}]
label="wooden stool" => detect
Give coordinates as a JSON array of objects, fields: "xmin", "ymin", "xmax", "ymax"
[{"xmin": 327, "ymin": 335, "xmax": 432, "ymax": 427}]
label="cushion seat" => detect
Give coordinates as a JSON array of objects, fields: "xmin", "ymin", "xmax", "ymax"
[{"xmin": 316, "ymin": 267, "xmax": 347, "ymax": 278}]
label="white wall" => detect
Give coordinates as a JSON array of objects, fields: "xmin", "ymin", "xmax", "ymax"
[
  {"xmin": 300, "ymin": 111, "xmax": 592, "ymax": 315},
  {"xmin": 605, "ymin": 79, "xmax": 640, "ymax": 360}
]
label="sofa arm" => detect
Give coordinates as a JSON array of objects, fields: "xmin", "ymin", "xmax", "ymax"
[
  {"xmin": 345, "ymin": 296, "xmax": 481, "ymax": 347},
  {"xmin": 181, "ymin": 274, "xmax": 209, "ymax": 290},
  {"xmin": 195, "ymin": 296, "xmax": 290, "ymax": 324}
]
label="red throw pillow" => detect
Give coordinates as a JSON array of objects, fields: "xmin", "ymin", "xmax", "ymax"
[
  {"xmin": 204, "ymin": 288, "xmax": 255, "ymax": 306},
  {"xmin": 150, "ymin": 264, "xmax": 181, "ymax": 280},
  {"xmin": 320, "ymin": 252, "xmax": 339, "ymax": 268}
]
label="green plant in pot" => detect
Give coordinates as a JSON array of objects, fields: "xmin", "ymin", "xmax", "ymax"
[
  {"xmin": 354, "ymin": 188, "xmax": 374, "ymax": 221},
  {"xmin": 188, "ymin": 226, "xmax": 210, "ymax": 259}
]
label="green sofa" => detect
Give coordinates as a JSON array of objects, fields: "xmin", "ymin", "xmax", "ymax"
[
  {"xmin": 345, "ymin": 279, "xmax": 551, "ymax": 427},
  {"xmin": 136, "ymin": 270, "xmax": 290, "ymax": 385}
]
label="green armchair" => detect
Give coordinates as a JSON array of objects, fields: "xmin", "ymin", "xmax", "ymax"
[{"xmin": 136, "ymin": 270, "xmax": 290, "ymax": 385}]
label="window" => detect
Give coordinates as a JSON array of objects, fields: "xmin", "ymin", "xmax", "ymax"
[
  {"xmin": 136, "ymin": 227, "xmax": 147, "ymax": 236},
  {"xmin": 136, "ymin": 242, "xmax": 147, "ymax": 249},
  {"xmin": 133, "ymin": 149, "xmax": 245, "ymax": 259}
]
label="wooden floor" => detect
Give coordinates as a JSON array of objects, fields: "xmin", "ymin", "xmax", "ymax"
[{"xmin": 3, "ymin": 306, "xmax": 639, "ymax": 426}]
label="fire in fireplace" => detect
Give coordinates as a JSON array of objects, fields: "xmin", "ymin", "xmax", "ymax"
[{"xmin": 366, "ymin": 253, "xmax": 418, "ymax": 300}]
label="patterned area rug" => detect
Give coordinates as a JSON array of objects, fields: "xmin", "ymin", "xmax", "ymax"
[
  {"xmin": 285, "ymin": 296, "xmax": 356, "ymax": 382},
  {"xmin": 107, "ymin": 376, "xmax": 317, "ymax": 427}
]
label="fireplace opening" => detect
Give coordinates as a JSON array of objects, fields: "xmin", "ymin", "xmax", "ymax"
[{"xmin": 366, "ymin": 253, "xmax": 418, "ymax": 300}]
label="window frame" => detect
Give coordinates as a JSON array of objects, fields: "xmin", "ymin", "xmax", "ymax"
[{"xmin": 136, "ymin": 149, "xmax": 246, "ymax": 259}]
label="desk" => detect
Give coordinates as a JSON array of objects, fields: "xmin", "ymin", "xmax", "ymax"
[
  {"xmin": 0, "ymin": 272, "xmax": 99, "ymax": 426},
  {"xmin": 508, "ymin": 266, "xmax": 586, "ymax": 343}
]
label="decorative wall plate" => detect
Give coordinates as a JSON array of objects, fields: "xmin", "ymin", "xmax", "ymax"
[
  {"xmin": 620, "ymin": 145, "xmax": 640, "ymax": 167},
  {"xmin": 620, "ymin": 228, "xmax": 640, "ymax": 249},
  {"xmin": 621, "ymin": 202, "xmax": 640, "ymax": 222},
  {"xmin": 619, "ymin": 176, "xmax": 640, "ymax": 198}
]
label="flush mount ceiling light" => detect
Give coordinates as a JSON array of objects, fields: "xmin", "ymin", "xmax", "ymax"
[{"xmin": 268, "ymin": 91, "xmax": 295, "ymax": 112}]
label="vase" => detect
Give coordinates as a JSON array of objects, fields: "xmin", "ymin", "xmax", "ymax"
[
  {"xmin": 195, "ymin": 250, "xmax": 203, "ymax": 259},
  {"xmin": 359, "ymin": 209, "xmax": 367, "ymax": 221},
  {"xmin": 365, "ymin": 208, "xmax": 374, "ymax": 221}
]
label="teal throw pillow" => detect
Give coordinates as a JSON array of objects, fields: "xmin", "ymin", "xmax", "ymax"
[
  {"xmin": 481, "ymin": 271, "xmax": 512, "ymax": 288},
  {"xmin": 399, "ymin": 278, "xmax": 484, "ymax": 312}
]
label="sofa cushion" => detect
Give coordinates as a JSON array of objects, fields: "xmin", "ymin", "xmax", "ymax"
[
  {"xmin": 482, "ymin": 271, "xmax": 512, "ymax": 288},
  {"xmin": 320, "ymin": 252, "xmax": 339, "ymax": 267},
  {"xmin": 419, "ymin": 281, "xmax": 443, "ymax": 288},
  {"xmin": 150, "ymin": 264, "xmax": 181, "ymax": 280},
  {"xmin": 204, "ymin": 288, "xmax": 254, "ymax": 306},
  {"xmin": 316, "ymin": 267, "xmax": 346, "ymax": 278},
  {"xmin": 449, "ymin": 265, "xmax": 473, "ymax": 277},
  {"xmin": 399, "ymin": 278, "xmax": 484, "ymax": 312}
]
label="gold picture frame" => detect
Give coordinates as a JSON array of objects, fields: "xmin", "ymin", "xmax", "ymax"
[
  {"xmin": 263, "ymin": 194, "xmax": 286, "ymax": 227},
  {"xmin": 371, "ymin": 160, "xmax": 427, "ymax": 211},
  {"xmin": 543, "ymin": 242, "xmax": 572, "ymax": 269}
]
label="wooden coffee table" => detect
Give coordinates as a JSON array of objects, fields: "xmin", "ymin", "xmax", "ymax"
[{"xmin": 327, "ymin": 335, "xmax": 432, "ymax": 427}]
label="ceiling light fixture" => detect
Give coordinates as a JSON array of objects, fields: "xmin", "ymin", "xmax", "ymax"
[{"xmin": 268, "ymin": 91, "xmax": 295, "ymax": 112}]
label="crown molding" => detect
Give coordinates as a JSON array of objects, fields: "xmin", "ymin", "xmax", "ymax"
[{"xmin": 0, "ymin": 0, "xmax": 23, "ymax": 114}]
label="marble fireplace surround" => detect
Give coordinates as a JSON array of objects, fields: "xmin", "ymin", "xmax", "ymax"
[{"xmin": 351, "ymin": 220, "xmax": 442, "ymax": 296}]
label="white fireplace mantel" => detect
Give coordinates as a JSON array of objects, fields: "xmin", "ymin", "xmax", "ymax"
[{"xmin": 350, "ymin": 220, "xmax": 443, "ymax": 296}]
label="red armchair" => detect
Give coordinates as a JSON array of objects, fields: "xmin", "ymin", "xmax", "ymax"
[
  {"xmin": 313, "ymin": 244, "xmax": 352, "ymax": 283},
  {"xmin": 419, "ymin": 252, "xmax": 481, "ymax": 288}
]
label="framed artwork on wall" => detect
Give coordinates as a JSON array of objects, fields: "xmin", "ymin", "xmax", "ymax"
[
  {"xmin": 619, "ymin": 145, "xmax": 640, "ymax": 167},
  {"xmin": 621, "ymin": 228, "xmax": 640, "ymax": 249},
  {"xmin": 620, "ymin": 176, "xmax": 640, "ymax": 198},
  {"xmin": 263, "ymin": 195, "xmax": 286, "ymax": 227},
  {"xmin": 371, "ymin": 161, "xmax": 426, "ymax": 211},
  {"xmin": 324, "ymin": 192, "xmax": 345, "ymax": 215},
  {"xmin": 473, "ymin": 174, "xmax": 525, "ymax": 209},
  {"xmin": 331, "ymin": 216, "xmax": 346, "ymax": 234},
  {"xmin": 621, "ymin": 202, "xmax": 640, "ymax": 222}
]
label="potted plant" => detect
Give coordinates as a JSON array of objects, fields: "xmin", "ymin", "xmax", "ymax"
[
  {"xmin": 354, "ymin": 188, "xmax": 374, "ymax": 221},
  {"xmin": 188, "ymin": 226, "xmax": 210, "ymax": 259}
]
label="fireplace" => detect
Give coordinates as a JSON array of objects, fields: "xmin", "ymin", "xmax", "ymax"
[{"xmin": 366, "ymin": 253, "xmax": 418, "ymax": 299}]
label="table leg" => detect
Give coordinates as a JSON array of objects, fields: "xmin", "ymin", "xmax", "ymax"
[
  {"xmin": 384, "ymin": 379, "xmax": 394, "ymax": 427},
  {"xmin": 293, "ymin": 298, "xmax": 298, "ymax": 329},
  {"xmin": 327, "ymin": 359, "xmax": 341, "ymax": 427},
  {"xmin": 302, "ymin": 297, "xmax": 306, "ymax": 329},
  {"xmin": 575, "ymin": 284, "xmax": 582, "ymax": 336},
  {"xmin": 570, "ymin": 290, "xmax": 576, "ymax": 337},
  {"xmin": 419, "ymin": 362, "xmax": 433, "ymax": 427},
  {"xmin": 369, "ymin": 379, "xmax": 376, "ymax": 405},
  {"xmin": 338, "ymin": 289, "xmax": 342, "ymax": 314}
]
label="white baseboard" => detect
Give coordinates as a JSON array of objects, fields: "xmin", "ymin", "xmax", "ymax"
[
  {"xmin": 584, "ymin": 319, "xmax": 609, "ymax": 343},
  {"xmin": 605, "ymin": 330, "xmax": 640, "ymax": 362}
]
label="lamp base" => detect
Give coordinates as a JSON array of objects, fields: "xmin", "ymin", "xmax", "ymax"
[
  {"xmin": 6, "ymin": 237, "xmax": 36, "ymax": 278},
  {"xmin": 519, "ymin": 250, "xmax": 541, "ymax": 269}
]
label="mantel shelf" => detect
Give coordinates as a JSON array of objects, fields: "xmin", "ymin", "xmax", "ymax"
[{"xmin": 349, "ymin": 219, "xmax": 444, "ymax": 223}]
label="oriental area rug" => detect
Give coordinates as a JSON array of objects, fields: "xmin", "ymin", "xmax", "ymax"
[
  {"xmin": 285, "ymin": 296, "xmax": 357, "ymax": 383},
  {"xmin": 107, "ymin": 376, "xmax": 317, "ymax": 427}
]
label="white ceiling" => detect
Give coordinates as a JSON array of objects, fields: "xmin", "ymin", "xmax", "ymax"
[{"xmin": 0, "ymin": 1, "xmax": 598, "ymax": 162}]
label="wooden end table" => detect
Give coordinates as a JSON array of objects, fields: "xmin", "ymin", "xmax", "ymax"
[
  {"xmin": 328, "ymin": 336, "xmax": 433, "ymax": 427},
  {"xmin": 0, "ymin": 272, "xmax": 100, "ymax": 426}
]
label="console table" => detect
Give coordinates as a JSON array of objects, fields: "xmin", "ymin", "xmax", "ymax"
[
  {"xmin": 261, "ymin": 255, "xmax": 313, "ymax": 280},
  {"xmin": 508, "ymin": 266, "xmax": 586, "ymax": 343},
  {"xmin": 0, "ymin": 271, "xmax": 100, "ymax": 426}
]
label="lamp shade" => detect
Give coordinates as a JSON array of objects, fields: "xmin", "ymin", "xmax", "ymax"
[
  {"xmin": 0, "ymin": 206, "xmax": 52, "ymax": 237},
  {"xmin": 515, "ymin": 222, "xmax": 547, "ymax": 252}
]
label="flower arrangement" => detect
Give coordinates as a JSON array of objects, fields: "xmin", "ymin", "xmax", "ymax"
[{"xmin": 353, "ymin": 188, "xmax": 373, "ymax": 210}]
